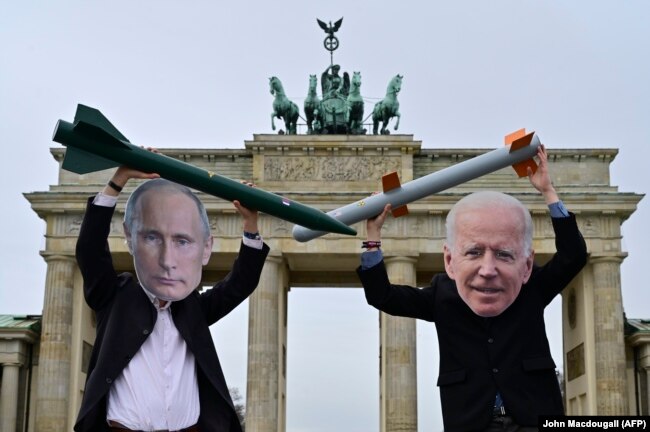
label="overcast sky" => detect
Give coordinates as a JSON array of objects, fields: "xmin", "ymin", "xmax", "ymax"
[{"xmin": 1, "ymin": 2, "xmax": 648, "ymax": 431}]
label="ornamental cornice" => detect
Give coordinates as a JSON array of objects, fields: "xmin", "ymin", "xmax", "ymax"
[
  {"xmin": 626, "ymin": 332, "xmax": 650, "ymax": 348},
  {"xmin": 246, "ymin": 134, "xmax": 421, "ymax": 156},
  {"xmin": 0, "ymin": 328, "xmax": 40, "ymax": 345},
  {"xmin": 50, "ymin": 147, "xmax": 251, "ymax": 161},
  {"xmin": 417, "ymin": 147, "xmax": 619, "ymax": 159}
]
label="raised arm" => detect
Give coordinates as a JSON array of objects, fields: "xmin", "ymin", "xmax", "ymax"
[
  {"xmin": 76, "ymin": 153, "xmax": 160, "ymax": 309},
  {"xmin": 527, "ymin": 144, "xmax": 559, "ymax": 205}
]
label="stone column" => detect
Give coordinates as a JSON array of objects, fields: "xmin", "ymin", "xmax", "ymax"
[
  {"xmin": 380, "ymin": 256, "xmax": 418, "ymax": 432},
  {"xmin": 646, "ymin": 367, "xmax": 650, "ymax": 415},
  {"xmin": 246, "ymin": 255, "xmax": 287, "ymax": 432},
  {"xmin": 1, "ymin": 362, "xmax": 21, "ymax": 432},
  {"xmin": 35, "ymin": 254, "xmax": 76, "ymax": 432},
  {"xmin": 590, "ymin": 256, "xmax": 628, "ymax": 414},
  {"xmin": 637, "ymin": 344, "xmax": 650, "ymax": 415}
]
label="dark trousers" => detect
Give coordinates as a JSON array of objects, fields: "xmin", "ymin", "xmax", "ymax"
[{"xmin": 482, "ymin": 415, "xmax": 538, "ymax": 432}]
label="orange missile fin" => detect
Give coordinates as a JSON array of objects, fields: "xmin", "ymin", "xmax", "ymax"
[
  {"xmin": 506, "ymin": 129, "xmax": 538, "ymax": 178},
  {"xmin": 381, "ymin": 171, "xmax": 409, "ymax": 218},
  {"xmin": 391, "ymin": 205, "xmax": 409, "ymax": 218},
  {"xmin": 382, "ymin": 171, "xmax": 402, "ymax": 192},
  {"xmin": 504, "ymin": 128, "xmax": 527, "ymax": 145}
]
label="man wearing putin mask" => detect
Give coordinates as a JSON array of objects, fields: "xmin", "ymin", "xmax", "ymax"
[{"xmin": 74, "ymin": 164, "xmax": 269, "ymax": 432}]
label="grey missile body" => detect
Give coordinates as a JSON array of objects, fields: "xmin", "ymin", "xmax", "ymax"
[{"xmin": 292, "ymin": 133, "xmax": 541, "ymax": 242}]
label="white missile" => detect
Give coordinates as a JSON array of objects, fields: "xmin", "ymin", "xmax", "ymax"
[{"xmin": 292, "ymin": 129, "xmax": 541, "ymax": 242}]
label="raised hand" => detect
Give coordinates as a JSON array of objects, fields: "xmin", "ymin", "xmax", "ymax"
[
  {"xmin": 366, "ymin": 203, "xmax": 392, "ymax": 242},
  {"xmin": 104, "ymin": 147, "xmax": 160, "ymax": 196},
  {"xmin": 527, "ymin": 144, "xmax": 559, "ymax": 205},
  {"xmin": 234, "ymin": 181, "xmax": 259, "ymax": 234}
]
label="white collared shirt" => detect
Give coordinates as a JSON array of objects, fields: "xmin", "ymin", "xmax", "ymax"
[{"xmin": 106, "ymin": 295, "xmax": 200, "ymax": 430}]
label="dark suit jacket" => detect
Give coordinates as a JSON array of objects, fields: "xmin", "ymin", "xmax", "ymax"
[
  {"xmin": 357, "ymin": 214, "xmax": 587, "ymax": 431},
  {"xmin": 74, "ymin": 198, "xmax": 269, "ymax": 432}
]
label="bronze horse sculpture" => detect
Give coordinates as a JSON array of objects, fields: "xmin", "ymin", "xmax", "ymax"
[
  {"xmin": 270, "ymin": 76, "xmax": 299, "ymax": 135},
  {"xmin": 372, "ymin": 74, "xmax": 403, "ymax": 135},
  {"xmin": 346, "ymin": 71, "xmax": 365, "ymax": 135},
  {"xmin": 304, "ymin": 74, "xmax": 321, "ymax": 135}
]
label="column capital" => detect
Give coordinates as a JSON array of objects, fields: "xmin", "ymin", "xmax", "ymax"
[
  {"xmin": 589, "ymin": 254, "xmax": 626, "ymax": 265},
  {"xmin": 265, "ymin": 252, "xmax": 285, "ymax": 264},
  {"xmin": 384, "ymin": 254, "xmax": 419, "ymax": 265},
  {"xmin": 40, "ymin": 252, "xmax": 76, "ymax": 263}
]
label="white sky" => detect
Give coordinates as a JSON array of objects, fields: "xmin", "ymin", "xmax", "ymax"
[{"xmin": 1, "ymin": 2, "xmax": 648, "ymax": 431}]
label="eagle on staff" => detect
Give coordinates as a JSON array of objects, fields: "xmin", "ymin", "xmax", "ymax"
[{"xmin": 317, "ymin": 17, "xmax": 343, "ymax": 38}]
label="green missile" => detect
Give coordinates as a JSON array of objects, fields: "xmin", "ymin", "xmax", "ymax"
[{"xmin": 52, "ymin": 104, "xmax": 357, "ymax": 236}]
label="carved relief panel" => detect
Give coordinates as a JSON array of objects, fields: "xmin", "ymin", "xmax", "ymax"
[{"xmin": 263, "ymin": 156, "xmax": 401, "ymax": 183}]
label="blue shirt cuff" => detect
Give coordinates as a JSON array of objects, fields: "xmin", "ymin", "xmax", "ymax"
[
  {"xmin": 361, "ymin": 250, "xmax": 384, "ymax": 270},
  {"xmin": 549, "ymin": 200, "xmax": 569, "ymax": 218}
]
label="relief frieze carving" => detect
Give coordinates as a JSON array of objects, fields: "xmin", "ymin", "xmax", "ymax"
[
  {"xmin": 264, "ymin": 156, "xmax": 401, "ymax": 182},
  {"xmin": 66, "ymin": 215, "xmax": 84, "ymax": 235},
  {"xmin": 579, "ymin": 217, "xmax": 600, "ymax": 237},
  {"xmin": 68, "ymin": 215, "xmax": 122, "ymax": 236},
  {"xmin": 271, "ymin": 218, "xmax": 292, "ymax": 236},
  {"xmin": 209, "ymin": 215, "xmax": 226, "ymax": 236}
]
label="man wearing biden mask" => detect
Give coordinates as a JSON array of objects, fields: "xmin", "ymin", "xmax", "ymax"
[{"xmin": 74, "ymin": 162, "xmax": 269, "ymax": 432}]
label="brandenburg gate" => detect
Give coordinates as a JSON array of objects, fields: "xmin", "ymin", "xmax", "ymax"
[{"xmin": 24, "ymin": 133, "xmax": 645, "ymax": 431}]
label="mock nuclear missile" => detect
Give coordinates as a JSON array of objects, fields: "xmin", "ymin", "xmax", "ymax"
[
  {"xmin": 292, "ymin": 129, "xmax": 541, "ymax": 242},
  {"xmin": 52, "ymin": 104, "xmax": 357, "ymax": 236}
]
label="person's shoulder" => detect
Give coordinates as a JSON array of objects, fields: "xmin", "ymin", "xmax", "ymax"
[
  {"xmin": 427, "ymin": 272, "xmax": 460, "ymax": 301},
  {"xmin": 116, "ymin": 272, "xmax": 138, "ymax": 289},
  {"xmin": 430, "ymin": 271, "xmax": 453, "ymax": 286}
]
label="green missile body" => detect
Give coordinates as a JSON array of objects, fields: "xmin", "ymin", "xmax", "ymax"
[{"xmin": 52, "ymin": 104, "xmax": 357, "ymax": 236}]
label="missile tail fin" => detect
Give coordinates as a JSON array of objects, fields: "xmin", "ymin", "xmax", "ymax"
[
  {"xmin": 381, "ymin": 171, "xmax": 409, "ymax": 218},
  {"xmin": 62, "ymin": 146, "xmax": 120, "ymax": 174},
  {"xmin": 504, "ymin": 128, "xmax": 527, "ymax": 145},
  {"xmin": 381, "ymin": 171, "xmax": 402, "ymax": 192},
  {"xmin": 391, "ymin": 205, "xmax": 409, "ymax": 218},
  {"xmin": 74, "ymin": 104, "xmax": 130, "ymax": 143},
  {"xmin": 506, "ymin": 129, "xmax": 538, "ymax": 177},
  {"xmin": 511, "ymin": 159, "xmax": 537, "ymax": 178}
]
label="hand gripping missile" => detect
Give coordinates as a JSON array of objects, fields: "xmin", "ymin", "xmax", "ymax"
[
  {"xmin": 292, "ymin": 129, "xmax": 541, "ymax": 242},
  {"xmin": 52, "ymin": 104, "xmax": 357, "ymax": 236}
]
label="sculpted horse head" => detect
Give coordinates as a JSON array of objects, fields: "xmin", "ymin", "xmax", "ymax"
[
  {"xmin": 372, "ymin": 74, "xmax": 403, "ymax": 135},
  {"xmin": 386, "ymin": 74, "xmax": 402, "ymax": 96},
  {"xmin": 308, "ymin": 74, "xmax": 318, "ymax": 95},
  {"xmin": 269, "ymin": 76, "xmax": 299, "ymax": 134},
  {"xmin": 349, "ymin": 71, "xmax": 362, "ymax": 96},
  {"xmin": 269, "ymin": 76, "xmax": 285, "ymax": 96}
]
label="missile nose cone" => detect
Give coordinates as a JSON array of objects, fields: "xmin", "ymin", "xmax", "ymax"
[
  {"xmin": 292, "ymin": 215, "xmax": 356, "ymax": 241},
  {"xmin": 292, "ymin": 225, "xmax": 322, "ymax": 243},
  {"xmin": 318, "ymin": 215, "xmax": 356, "ymax": 236}
]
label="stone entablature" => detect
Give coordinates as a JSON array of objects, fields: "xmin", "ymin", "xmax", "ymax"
[{"xmin": 34, "ymin": 136, "xmax": 638, "ymax": 263}]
